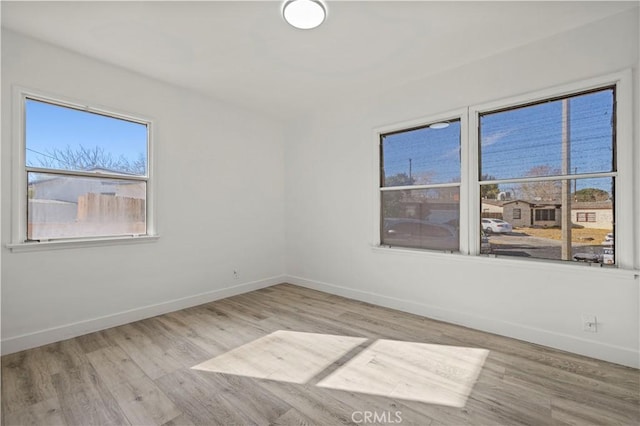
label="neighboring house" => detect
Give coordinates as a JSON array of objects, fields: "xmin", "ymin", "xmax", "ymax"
[
  {"xmin": 503, "ymin": 200, "xmax": 561, "ymax": 227},
  {"xmin": 395, "ymin": 197, "xmax": 612, "ymax": 229},
  {"xmin": 30, "ymin": 176, "xmax": 118, "ymax": 204},
  {"xmin": 571, "ymin": 201, "xmax": 614, "ymax": 229},
  {"xmin": 502, "ymin": 200, "xmax": 535, "ymax": 227},
  {"xmin": 28, "ymin": 198, "xmax": 76, "ymax": 224},
  {"xmin": 502, "ymin": 200, "xmax": 613, "ymax": 229},
  {"xmin": 28, "ymin": 168, "xmax": 146, "ymax": 233},
  {"xmin": 27, "ymin": 174, "xmax": 102, "ymax": 224},
  {"xmin": 29, "ymin": 168, "xmax": 144, "ymax": 204},
  {"xmin": 116, "ymin": 182, "xmax": 146, "ymax": 199}
]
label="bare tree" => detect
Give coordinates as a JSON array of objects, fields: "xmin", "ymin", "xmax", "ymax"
[{"xmin": 518, "ymin": 165, "xmax": 561, "ymax": 202}]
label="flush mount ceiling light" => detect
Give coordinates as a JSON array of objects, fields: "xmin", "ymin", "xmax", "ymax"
[
  {"xmin": 429, "ymin": 122, "xmax": 450, "ymax": 129},
  {"xmin": 283, "ymin": 0, "xmax": 327, "ymax": 30}
]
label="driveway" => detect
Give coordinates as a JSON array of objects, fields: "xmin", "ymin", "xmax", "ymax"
[{"xmin": 487, "ymin": 232, "xmax": 606, "ymax": 261}]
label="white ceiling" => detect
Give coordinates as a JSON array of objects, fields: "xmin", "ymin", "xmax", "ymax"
[{"xmin": 2, "ymin": 1, "xmax": 637, "ymax": 120}]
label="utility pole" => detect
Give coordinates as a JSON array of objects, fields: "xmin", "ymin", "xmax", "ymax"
[
  {"xmin": 561, "ymin": 99, "xmax": 572, "ymax": 260},
  {"xmin": 408, "ymin": 158, "xmax": 412, "ymax": 183}
]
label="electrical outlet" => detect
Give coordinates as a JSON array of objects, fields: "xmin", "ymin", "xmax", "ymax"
[
  {"xmin": 233, "ymin": 269, "xmax": 240, "ymax": 280},
  {"xmin": 582, "ymin": 315, "xmax": 597, "ymax": 332}
]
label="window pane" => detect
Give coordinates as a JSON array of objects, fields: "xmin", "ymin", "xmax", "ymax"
[
  {"xmin": 381, "ymin": 120, "xmax": 460, "ymax": 187},
  {"xmin": 381, "ymin": 187, "xmax": 459, "ymax": 251},
  {"xmin": 480, "ymin": 88, "xmax": 614, "ymax": 180},
  {"xmin": 28, "ymin": 172, "xmax": 146, "ymax": 240},
  {"xmin": 480, "ymin": 177, "xmax": 614, "ymax": 264},
  {"xmin": 26, "ymin": 99, "xmax": 148, "ymax": 176}
]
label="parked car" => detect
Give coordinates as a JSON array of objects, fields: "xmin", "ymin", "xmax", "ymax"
[
  {"xmin": 383, "ymin": 218, "xmax": 458, "ymax": 251},
  {"xmin": 481, "ymin": 218, "xmax": 512, "ymax": 234},
  {"xmin": 573, "ymin": 246, "xmax": 614, "ymax": 264},
  {"xmin": 602, "ymin": 232, "xmax": 614, "ymax": 246},
  {"xmin": 480, "ymin": 230, "xmax": 492, "ymax": 254},
  {"xmin": 573, "ymin": 252, "xmax": 601, "ymax": 263}
]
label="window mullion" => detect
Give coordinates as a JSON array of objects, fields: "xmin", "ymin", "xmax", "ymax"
[
  {"xmin": 480, "ymin": 171, "xmax": 617, "ymax": 187},
  {"xmin": 467, "ymin": 108, "xmax": 480, "ymax": 256},
  {"xmin": 380, "ymin": 183, "xmax": 460, "ymax": 192},
  {"xmin": 459, "ymin": 107, "xmax": 471, "ymax": 255},
  {"xmin": 26, "ymin": 167, "xmax": 148, "ymax": 182}
]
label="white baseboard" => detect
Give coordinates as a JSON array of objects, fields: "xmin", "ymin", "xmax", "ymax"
[
  {"xmin": 5, "ymin": 273, "xmax": 637, "ymax": 368},
  {"xmin": 1, "ymin": 275, "xmax": 286, "ymax": 355},
  {"xmin": 285, "ymin": 275, "xmax": 639, "ymax": 369}
]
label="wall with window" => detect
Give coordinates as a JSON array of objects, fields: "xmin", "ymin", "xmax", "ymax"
[
  {"xmin": 574, "ymin": 208, "xmax": 614, "ymax": 229},
  {"xmin": 1, "ymin": 30, "xmax": 286, "ymax": 352},
  {"xmin": 284, "ymin": 11, "xmax": 639, "ymax": 366}
]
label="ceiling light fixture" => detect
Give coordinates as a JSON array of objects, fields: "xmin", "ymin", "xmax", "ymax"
[
  {"xmin": 283, "ymin": 0, "xmax": 327, "ymax": 30},
  {"xmin": 429, "ymin": 122, "xmax": 450, "ymax": 129}
]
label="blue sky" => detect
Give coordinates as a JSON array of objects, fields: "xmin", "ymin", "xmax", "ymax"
[
  {"xmin": 25, "ymin": 99, "xmax": 147, "ymax": 173},
  {"xmin": 382, "ymin": 120, "xmax": 461, "ymax": 185},
  {"xmin": 382, "ymin": 88, "xmax": 614, "ymax": 194},
  {"xmin": 480, "ymin": 89, "xmax": 613, "ymax": 180}
]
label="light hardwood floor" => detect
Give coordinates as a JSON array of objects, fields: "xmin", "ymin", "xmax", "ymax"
[{"xmin": 2, "ymin": 284, "xmax": 639, "ymax": 425}]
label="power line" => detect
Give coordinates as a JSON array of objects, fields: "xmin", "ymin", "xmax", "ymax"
[{"xmin": 25, "ymin": 147, "xmax": 78, "ymax": 169}]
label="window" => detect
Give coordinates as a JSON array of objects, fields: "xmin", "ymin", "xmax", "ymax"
[
  {"xmin": 375, "ymin": 71, "xmax": 632, "ymax": 268},
  {"xmin": 16, "ymin": 93, "xmax": 152, "ymax": 244},
  {"xmin": 577, "ymin": 212, "xmax": 597, "ymax": 222},
  {"xmin": 479, "ymin": 87, "xmax": 616, "ymax": 263},
  {"xmin": 379, "ymin": 118, "xmax": 461, "ymax": 251},
  {"xmin": 534, "ymin": 209, "xmax": 557, "ymax": 222}
]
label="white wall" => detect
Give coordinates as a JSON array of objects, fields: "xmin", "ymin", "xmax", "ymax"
[
  {"xmin": 1, "ymin": 30, "xmax": 286, "ymax": 353},
  {"xmin": 284, "ymin": 11, "xmax": 640, "ymax": 367},
  {"xmin": 2, "ymin": 10, "xmax": 638, "ymax": 369}
]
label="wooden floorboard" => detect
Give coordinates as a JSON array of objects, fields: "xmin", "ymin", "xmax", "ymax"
[{"xmin": 2, "ymin": 283, "xmax": 639, "ymax": 425}]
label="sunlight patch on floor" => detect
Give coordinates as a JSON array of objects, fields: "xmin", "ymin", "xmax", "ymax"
[
  {"xmin": 192, "ymin": 330, "xmax": 488, "ymax": 407},
  {"xmin": 316, "ymin": 339, "xmax": 489, "ymax": 407},
  {"xmin": 191, "ymin": 330, "xmax": 367, "ymax": 384}
]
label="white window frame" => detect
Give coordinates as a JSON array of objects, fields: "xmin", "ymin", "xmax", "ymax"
[
  {"xmin": 372, "ymin": 108, "xmax": 469, "ymax": 254},
  {"xmin": 373, "ymin": 70, "xmax": 634, "ymax": 270},
  {"xmin": 470, "ymin": 70, "xmax": 633, "ymax": 269},
  {"xmin": 8, "ymin": 87, "xmax": 158, "ymax": 252}
]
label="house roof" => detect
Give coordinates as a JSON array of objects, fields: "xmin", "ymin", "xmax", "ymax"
[
  {"xmin": 29, "ymin": 167, "xmax": 140, "ymax": 186},
  {"xmin": 502, "ymin": 200, "xmax": 533, "ymax": 206},
  {"xmin": 571, "ymin": 201, "xmax": 614, "ymax": 210},
  {"xmin": 480, "ymin": 199, "xmax": 505, "ymax": 207},
  {"xmin": 501, "ymin": 200, "xmax": 612, "ymax": 209}
]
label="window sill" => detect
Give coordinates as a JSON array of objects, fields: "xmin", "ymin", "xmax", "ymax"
[
  {"xmin": 371, "ymin": 245, "xmax": 640, "ymax": 279},
  {"xmin": 6, "ymin": 235, "xmax": 159, "ymax": 253}
]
